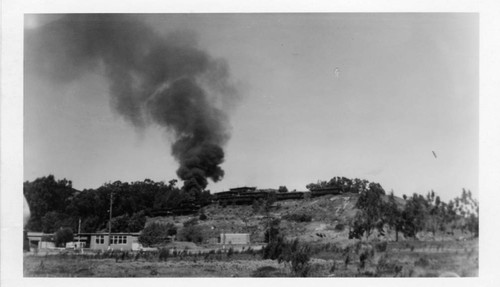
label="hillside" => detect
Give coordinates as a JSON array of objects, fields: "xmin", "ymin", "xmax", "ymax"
[{"xmin": 148, "ymin": 193, "xmax": 408, "ymax": 247}]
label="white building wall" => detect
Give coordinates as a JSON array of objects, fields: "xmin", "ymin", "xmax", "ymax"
[{"xmin": 220, "ymin": 233, "xmax": 250, "ymax": 245}]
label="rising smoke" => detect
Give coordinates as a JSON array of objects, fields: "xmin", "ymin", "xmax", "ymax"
[{"xmin": 25, "ymin": 14, "xmax": 238, "ymax": 194}]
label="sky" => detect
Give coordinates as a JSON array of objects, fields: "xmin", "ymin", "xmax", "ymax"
[{"xmin": 24, "ymin": 13, "xmax": 478, "ymax": 201}]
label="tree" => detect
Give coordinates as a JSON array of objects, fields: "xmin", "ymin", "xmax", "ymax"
[
  {"xmin": 80, "ymin": 215, "xmax": 102, "ymax": 233},
  {"xmin": 284, "ymin": 239, "xmax": 312, "ymax": 277},
  {"xmin": 128, "ymin": 211, "xmax": 147, "ymax": 232},
  {"xmin": 264, "ymin": 218, "xmax": 281, "ymax": 243},
  {"xmin": 252, "ymin": 199, "xmax": 263, "ymax": 214},
  {"xmin": 139, "ymin": 222, "xmax": 177, "ymax": 247},
  {"xmin": 54, "ymin": 227, "xmax": 74, "ymax": 247},
  {"xmin": 465, "ymin": 213, "xmax": 479, "ymax": 237},
  {"xmin": 351, "ymin": 182, "xmax": 386, "ymax": 239},
  {"xmin": 41, "ymin": 211, "xmax": 74, "ymax": 233},
  {"xmin": 263, "ymin": 233, "xmax": 286, "ymax": 261},
  {"xmin": 110, "ymin": 211, "xmax": 147, "ymax": 232},
  {"xmin": 400, "ymin": 193, "xmax": 428, "ymax": 238},
  {"xmin": 24, "ymin": 175, "xmax": 75, "ymax": 231},
  {"xmin": 177, "ymin": 225, "xmax": 206, "ymax": 243},
  {"xmin": 262, "ymin": 222, "xmax": 312, "ymax": 277},
  {"xmin": 278, "ymin": 186, "xmax": 288, "ymax": 193},
  {"xmin": 306, "ymin": 176, "xmax": 368, "ymax": 193},
  {"xmin": 109, "ymin": 214, "xmax": 131, "ymax": 233},
  {"xmin": 383, "ymin": 192, "xmax": 403, "ymax": 241},
  {"xmin": 454, "ymin": 189, "xmax": 479, "ymax": 237}
]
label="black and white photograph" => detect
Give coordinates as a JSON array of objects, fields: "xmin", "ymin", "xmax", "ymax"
[{"xmin": 2, "ymin": 0, "xmax": 499, "ymax": 284}]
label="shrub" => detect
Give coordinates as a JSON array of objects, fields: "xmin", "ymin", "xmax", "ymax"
[
  {"xmin": 128, "ymin": 211, "xmax": 147, "ymax": 232},
  {"xmin": 199, "ymin": 213, "xmax": 208, "ymax": 221},
  {"xmin": 54, "ymin": 228, "xmax": 73, "ymax": 247},
  {"xmin": 283, "ymin": 213, "xmax": 312, "ymax": 223},
  {"xmin": 183, "ymin": 218, "xmax": 198, "ymax": 227},
  {"xmin": 359, "ymin": 252, "xmax": 368, "ymax": 269},
  {"xmin": 251, "ymin": 266, "xmax": 284, "ymax": 277},
  {"xmin": 287, "ymin": 240, "xmax": 312, "ymax": 277},
  {"xmin": 264, "ymin": 219, "xmax": 281, "ymax": 243},
  {"xmin": 414, "ymin": 256, "xmax": 430, "ymax": 267},
  {"xmin": 263, "ymin": 237, "xmax": 312, "ymax": 277},
  {"xmin": 263, "ymin": 235, "xmax": 286, "ymax": 260},
  {"xmin": 334, "ymin": 223, "xmax": 345, "ymax": 231},
  {"xmin": 252, "ymin": 200, "xmax": 262, "ymax": 213},
  {"xmin": 139, "ymin": 222, "xmax": 177, "ymax": 247},
  {"xmin": 158, "ymin": 248, "xmax": 169, "ymax": 261},
  {"xmin": 375, "ymin": 241, "xmax": 388, "ymax": 252},
  {"xmin": 177, "ymin": 224, "xmax": 206, "ymax": 243}
]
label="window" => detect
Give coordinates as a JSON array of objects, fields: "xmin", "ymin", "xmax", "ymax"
[
  {"xmin": 110, "ymin": 235, "xmax": 127, "ymax": 245},
  {"xmin": 95, "ymin": 235, "xmax": 104, "ymax": 245}
]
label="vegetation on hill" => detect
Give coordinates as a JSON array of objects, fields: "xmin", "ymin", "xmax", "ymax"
[
  {"xmin": 23, "ymin": 175, "xmax": 207, "ymax": 233},
  {"xmin": 306, "ymin": 176, "xmax": 370, "ymax": 193},
  {"xmin": 24, "ymin": 174, "xmax": 478, "ymax": 245}
]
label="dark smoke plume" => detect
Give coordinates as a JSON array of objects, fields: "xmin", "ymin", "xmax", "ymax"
[{"xmin": 25, "ymin": 14, "xmax": 237, "ymax": 193}]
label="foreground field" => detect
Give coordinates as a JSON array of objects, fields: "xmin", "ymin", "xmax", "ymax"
[{"xmin": 24, "ymin": 239, "xmax": 478, "ymax": 277}]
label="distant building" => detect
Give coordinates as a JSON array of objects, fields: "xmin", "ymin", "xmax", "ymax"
[
  {"xmin": 27, "ymin": 231, "xmax": 143, "ymax": 251},
  {"xmin": 78, "ymin": 232, "xmax": 141, "ymax": 251},
  {"xmin": 220, "ymin": 233, "xmax": 250, "ymax": 245},
  {"xmin": 27, "ymin": 232, "xmax": 54, "ymax": 249},
  {"xmin": 229, "ymin": 187, "xmax": 257, "ymax": 193}
]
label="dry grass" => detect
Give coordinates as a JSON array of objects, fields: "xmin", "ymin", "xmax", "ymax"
[{"xmin": 24, "ymin": 238, "xmax": 477, "ymax": 277}]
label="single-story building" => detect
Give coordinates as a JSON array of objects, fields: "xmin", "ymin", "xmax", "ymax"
[
  {"xmin": 27, "ymin": 232, "xmax": 55, "ymax": 249},
  {"xmin": 77, "ymin": 233, "xmax": 141, "ymax": 251},
  {"xmin": 220, "ymin": 233, "xmax": 250, "ymax": 245},
  {"xmin": 27, "ymin": 232, "xmax": 142, "ymax": 251}
]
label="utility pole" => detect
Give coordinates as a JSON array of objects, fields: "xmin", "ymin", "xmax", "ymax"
[
  {"xmin": 78, "ymin": 218, "xmax": 81, "ymax": 252},
  {"xmin": 108, "ymin": 192, "xmax": 113, "ymax": 247}
]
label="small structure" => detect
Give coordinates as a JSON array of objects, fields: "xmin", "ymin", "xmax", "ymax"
[
  {"xmin": 27, "ymin": 232, "xmax": 54, "ymax": 250},
  {"xmin": 220, "ymin": 233, "xmax": 250, "ymax": 245},
  {"xmin": 65, "ymin": 241, "xmax": 86, "ymax": 249}
]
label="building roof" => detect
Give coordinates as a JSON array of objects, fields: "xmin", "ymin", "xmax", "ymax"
[
  {"xmin": 229, "ymin": 186, "xmax": 257, "ymax": 191},
  {"xmin": 77, "ymin": 232, "xmax": 141, "ymax": 236}
]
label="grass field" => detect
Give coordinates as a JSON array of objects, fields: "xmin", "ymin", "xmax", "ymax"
[{"xmin": 23, "ymin": 238, "xmax": 478, "ymax": 277}]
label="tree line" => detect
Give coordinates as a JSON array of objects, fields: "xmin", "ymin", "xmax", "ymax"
[
  {"xmin": 349, "ymin": 183, "xmax": 478, "ymax": 240},
  {"xmin": 24, "ymin": 174, "xmax": 479, "ymax": 242},
  {"xmin": 23, "ymin": 175, "xmax": 210, "ymax": 234}
]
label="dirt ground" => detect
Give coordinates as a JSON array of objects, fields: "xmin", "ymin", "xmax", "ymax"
[
  {"xmin": 23, "ymin": 238, "xmax": 478, "ymax": 277},
  {"xmin": 24, "ymin": 254, "xmax": 286, "ymax": 277}
]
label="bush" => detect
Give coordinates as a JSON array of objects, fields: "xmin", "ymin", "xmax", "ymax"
[
  {"xmin": 158, "ymin": 248, "xmax": 169, "ymax": 261},
  {"xmin": 177, "ymin": 224, "xmax": 206, "ymax": 243},
  {"xmin": 263, "ymin": 235, "xmax": 286, "ymax": 260},
  {"xmin": 264, "ymin": 219, "xmax": 281, "ymax": 243},
  {"xmin": 375, "ymin": 241, "xmax": 388, "ymax": 252},
  {"xmin": 263, "ymin": 237, "xmax": 312, "ymax": 277},
  {"xmin": 251, "ymin": 266, "xmax": 284, "ymax": 277},
  {"xmin": 199, "ymin": 213, "xmax": 208, "ymax": 221},
  {"xmin": 334, "ymin": 223, "xmax": 345, "ymax": 231},
  {"xmin": 139, "ymin": 222, "xmax": 177, "ymax": 247},
  {"xmin": 286, "ymin": 240, "xmax": 312, "ymax": 277},
  {"xmin": 128, "ymin": 211, "xmax": 147, "ymax": 232},
  {"xmin": 283, "ymin": 213, "xmax": 312, "ymax": 223},
  {"xmin": 414, "ymin": 256, "xmax": 430, "ymax": 267},
  {"xmin": 54, "ymin": 228, "xmax": 73, "ymax": 247},
  {"xmin": 183, "ymin": 218, "xmax": 198, "ymax": 227}
]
